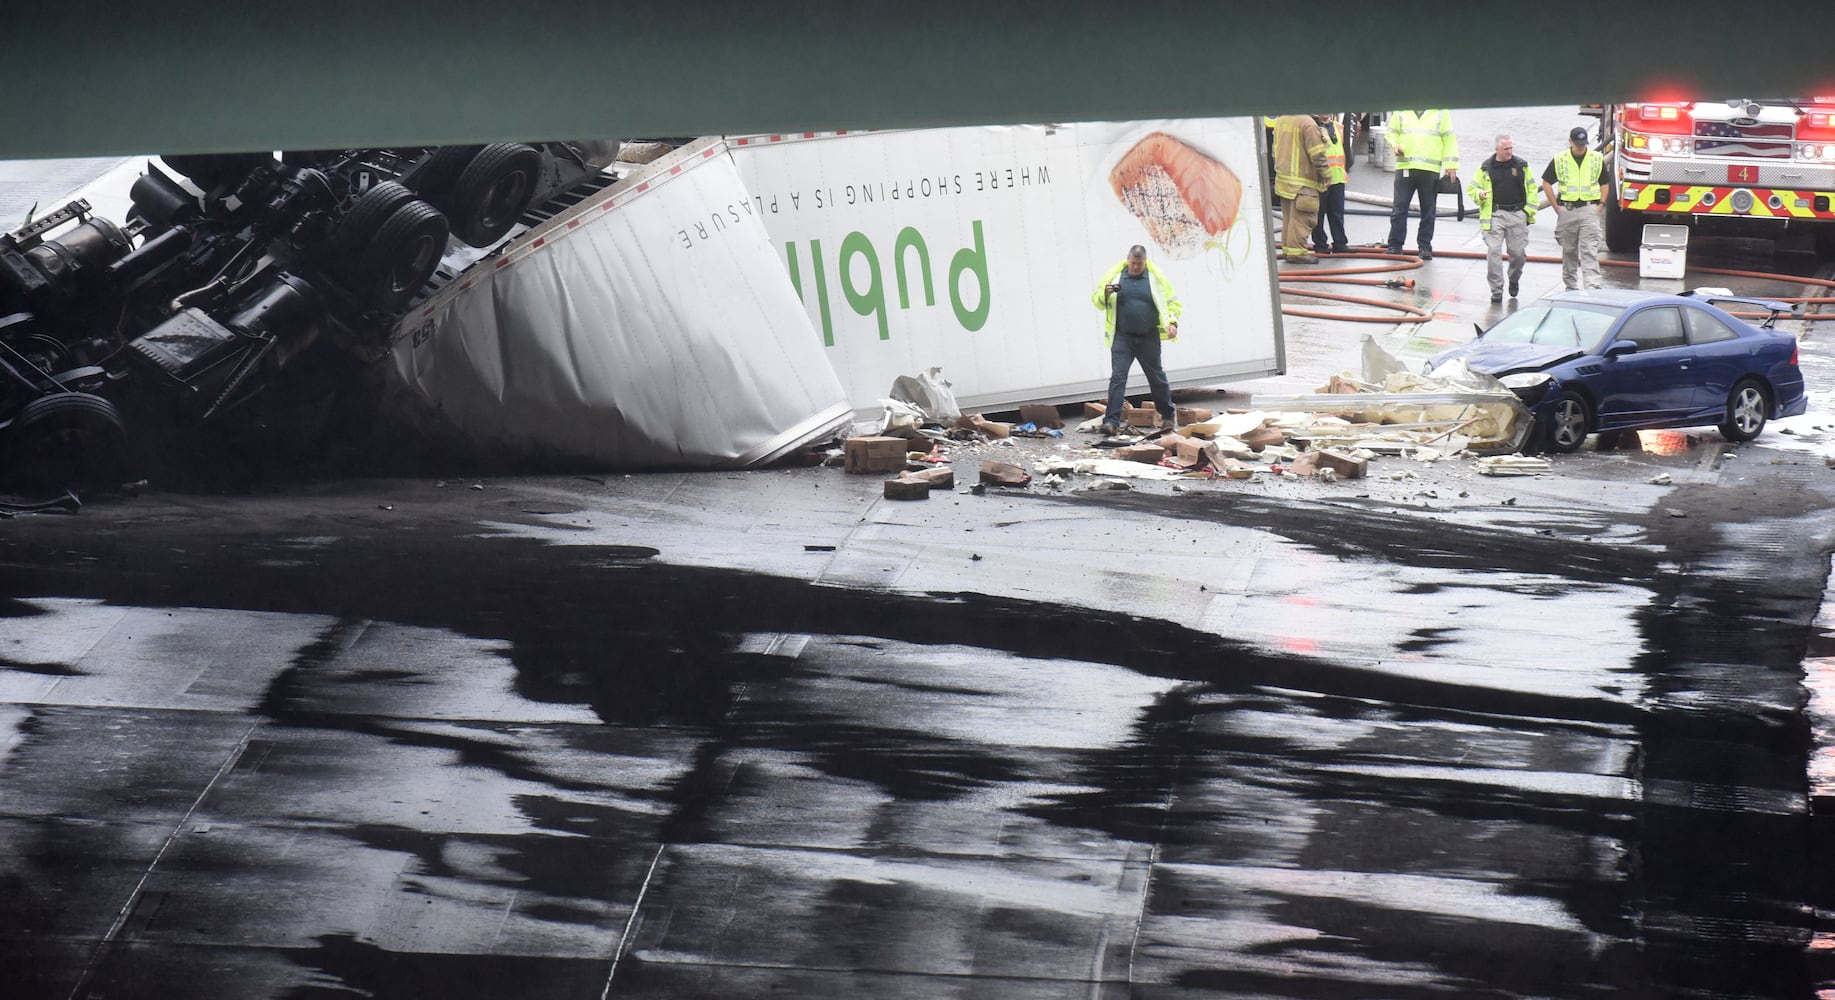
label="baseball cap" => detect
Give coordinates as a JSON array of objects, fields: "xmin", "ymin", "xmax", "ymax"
[{"xmin": 1569, "ymin": 126, "xmax": 1590, "ymax": 143}]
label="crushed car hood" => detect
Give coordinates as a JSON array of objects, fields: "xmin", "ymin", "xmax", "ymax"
[{"xmin": 1432, "ymin": 341, "xmax": 1586, "ymax": 377}]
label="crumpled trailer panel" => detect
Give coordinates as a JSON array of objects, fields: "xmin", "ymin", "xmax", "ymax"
[{"xmin": 388, "ymin": 138, "xmax": 852, "ymax": 469}]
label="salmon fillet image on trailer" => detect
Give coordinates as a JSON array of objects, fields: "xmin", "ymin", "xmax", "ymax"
[{"xmin": 1108, "ymin": 132, "xmax": 1244, "ymax": 258}]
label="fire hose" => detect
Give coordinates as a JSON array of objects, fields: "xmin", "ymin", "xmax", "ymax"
[{"xmin": 1277, "ymin": 248, "xmax": 1835, "ymax": 324}]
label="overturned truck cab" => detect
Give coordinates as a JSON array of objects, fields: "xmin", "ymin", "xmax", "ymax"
[{"xmin": 0, "ymin": 142, "xmax": 611, "ymax": 489}]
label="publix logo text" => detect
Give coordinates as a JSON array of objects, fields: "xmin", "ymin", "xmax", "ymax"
[{"xmin": 782, "ymin": 221, "xmax": 989, "ymax": 346}]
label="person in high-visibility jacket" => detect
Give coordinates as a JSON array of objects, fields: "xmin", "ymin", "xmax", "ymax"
[
  {"xmin": 1467, "ymin": 133, "xmax": 1538, "ymax": 302},
  {"xmin": 1308, "ymin": 113, "xmax": 1350, "ymax": 255},
  {"xmin": 1272, "ymin": 114, "xmax": 1331, "ymax": 264},
  {"xmin": 1091, "ymin": 244, "xmax": 1182, "ymax": 434},
  {"xmin": 1540, "ymin": 125, "xmax": 1606, "ymax": 290},
  {"xmin": 1384, "ymin": 109, "xmax": 1459, "ymax": 259}
]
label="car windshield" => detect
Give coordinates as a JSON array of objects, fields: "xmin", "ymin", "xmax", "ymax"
[{"xmin": 1482, "ymin": 302, "xmax": 1624, "ymax": 349}]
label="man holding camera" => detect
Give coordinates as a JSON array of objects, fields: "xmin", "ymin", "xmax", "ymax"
[{"xmin": 1092, "ymin": 245, "xmax": 1181, "ymax": 435}]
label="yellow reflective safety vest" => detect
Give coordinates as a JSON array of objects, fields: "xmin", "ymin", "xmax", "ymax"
[
  {"xmin": 1466, "ymin": 157, "xmax": 1538, "ymax": 230},
  {"xmin": 1386, "ymin": 109, "xmax": 1458, "ymax": 173},
  {"xmin": 1319, "ymin": 119, "xmax": 1346, "ymax": 186},
  {"xmin": 1272, "ymin": 114, "xmax": 1329, "ymax": 198},
  {"xmin": 1091, "ymin": 259, "xmax": 1183, "ymax": 344},
  {"xmin": 1552, "ymin": 148, "xmax": 1604, "ymax": 202}
]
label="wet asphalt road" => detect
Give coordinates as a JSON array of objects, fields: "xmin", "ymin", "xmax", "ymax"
[{"xmin": 7, "ymin": 109, "xmax": 1835, "ymax": 997}]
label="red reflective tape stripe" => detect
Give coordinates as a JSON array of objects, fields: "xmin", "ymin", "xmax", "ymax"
[
  {"xmin": 637, "ymin": 182, "xmax": 649, "ymax": 192},
  {"xmin": 769, "ymin": 135, "xmax": 782, "ymax": 142},
  {"xmin": 532, "ymin": 237, "xmax": 544, "ymax": 248},
  {"xmin": 802, "ymin": 132, "xmax": 815, "ymax": 138},
  {"xmin": 495, "ymin": 259, "xmax": 510, "ymax": 269},
  {"xmin": 602, "ymin": 199, "xmax": 615, "ymax": 209},
  {"xmin": 703, "ymin": 147, "xmax": 715, "ymax": 158},
  {"xmin": 567, "ymin": 219, "xmax": 580, "ymax": 229},
  {"xmin": 670, "ymin": 165, "xmax": 681, "ymax": 175}
]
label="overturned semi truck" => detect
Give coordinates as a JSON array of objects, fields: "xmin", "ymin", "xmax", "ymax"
[
  {"xmin": 2, "ymin": 118, "xmax": 1282, "ymax": 486},
  {"xmin": 0, "ymin": 142, "xmax": 623, "ymax": 487}
]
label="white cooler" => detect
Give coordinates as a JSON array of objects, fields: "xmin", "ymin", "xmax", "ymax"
[{"xmin": 1639, "ymin": 224, "xmax": 1689, "ymax": 279}]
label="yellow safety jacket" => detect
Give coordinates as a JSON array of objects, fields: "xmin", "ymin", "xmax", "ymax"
[
  {"xmin": 1386, "ymin": 109, "xmax": 1458, "ymax": 173},
  {"xmin": 1272, "ymin": 115, "xmax": 1329, "ymax": 198},
  {"xmin": 1320, "ymin": 119, "xmax": 1346, "ymax": 186},
  {"xmin": 1091, "ymin": 259, "xmax": 1183, "ymax": 343},
  {"xmin": 1466, "ymin": 157, "xmax": 1538, "ymax": 230},
  {"xmin": 1552, "ymin": 149, "xmax": 1604, "ymax": 202}
]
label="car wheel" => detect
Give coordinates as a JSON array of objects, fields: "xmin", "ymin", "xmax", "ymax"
[
  {"xmin": 1545, "ymin": 390, "xmax": 1591, "ymax": 453},
  {"xmin": 4, "ymin": 391, "xmax": 127, "ymax": 491},
  {"xmin": 349, "ymin": 199, "xmax": 450, "ymax": 313},
  {"xmin": 445, "ymin": 143, "xmax": 543, "ymax": 247},
  {"xmin": 1718, "ymin": 378, "xmax": 1769, "ymax": 442}
]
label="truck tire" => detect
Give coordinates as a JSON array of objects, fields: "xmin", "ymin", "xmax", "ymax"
[
  {"xmin": 1341, "ymin": 113, "xmax": 1359, "ymax": 168},
  {"xmin": 412, "ymin": 145, "xmax": 483, "ymax": 204},
  {"xmin": 348, "ymin": 200, "xmax": 449, "ymax": 312},
  {"xmin": 159, "ymin": 153, "xmax": 275, "ymax": 191},
  {"xmin": 330, "ymin": 181, "xmax": 418, "ymax": 256},
  {"xmin": 445, "ymin": 143, "xmax": 543, "ymax": 247},
  {"xmin": 5, "ymin": 391, "xmax": 127, "ymax": 491},
  {"xmin": 1602, "ymin": 185, "xmax": 1642, "ymax": 254}
]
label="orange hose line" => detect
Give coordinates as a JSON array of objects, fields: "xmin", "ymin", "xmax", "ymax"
[
  {"xmin": 1276, "ymin": 286, "xmax": 1432, "ymax": 323},
  {"xmin": 1278, "ymin": 247, "xmax": 1835, "ymax": 322}
]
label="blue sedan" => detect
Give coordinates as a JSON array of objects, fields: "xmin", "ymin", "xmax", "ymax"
[{"xmin": 1427, "ymin": 289, "xmax": 1808, "ymax": 453}]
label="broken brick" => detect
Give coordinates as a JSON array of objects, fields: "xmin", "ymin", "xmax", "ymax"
[
  {"xmin": 911, "ymin": 466, "xmax": 954, "ymax": 489},
  {"xmin": 1017, "ymin": 404, "xmax": 1064, "ymax": 429},
  {"xmin": 979, "ymin": 459, "xmax": 1031, "ymax": 486},
  {"xmin": 845, "ymin": 436, "xmax": 910, "ymax": 474},
  {"xmin": 883, "ymin": 476, "xmax": 931, "ymax": 500},
  {"xmin": 1314, "ymin": 449, "xmax": 1367, "ymax": 479}
]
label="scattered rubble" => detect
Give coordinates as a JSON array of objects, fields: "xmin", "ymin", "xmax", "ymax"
[{"xmin": 844, "ymin": 365, "xmax": 1565, "ymax": 500}]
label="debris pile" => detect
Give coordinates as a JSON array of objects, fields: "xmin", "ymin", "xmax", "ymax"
[{"xmin": 829, "ymin": 367, "xmax": 1555, "ymax": 501}]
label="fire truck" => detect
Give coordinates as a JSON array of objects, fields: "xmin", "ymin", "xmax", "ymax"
[{"xmin": 1587, "ymin": 99, "xmax": 1835, "ymax": 256}]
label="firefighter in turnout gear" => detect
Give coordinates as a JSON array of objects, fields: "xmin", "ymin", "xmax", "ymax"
[
  {"xmin": 1541, "ymin": 126, "xmax": 1606, "ymax": 289},
  {"xmin": 1272, "ymin": 114, "xmax": 1331, "ymax": 264},
  {"xmin": 1468, "ymin": 133, "xmax": 1538, "ymax": 302}
]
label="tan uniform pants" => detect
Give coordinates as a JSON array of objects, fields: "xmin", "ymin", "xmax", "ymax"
[
  {"xmin": 1281, "ymin": 189, "xmax": 1320, "ymax": 257},
  {"xmin": 1555, "ymin": 203, "xmax": 1604, "ymax": 289},
  {"xmin": 1482, "ymin": 209, "xmax": 1529, "ymax": 296}
]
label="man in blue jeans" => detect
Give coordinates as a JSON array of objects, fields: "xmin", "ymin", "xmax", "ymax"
[
  {"xmin": 1091, "ymin": 244, "xmax": 1182, "ymax": 434},
  {"xmin": 1384, "ymin": 109, "xmax": 1459, "ymax": 259}
]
